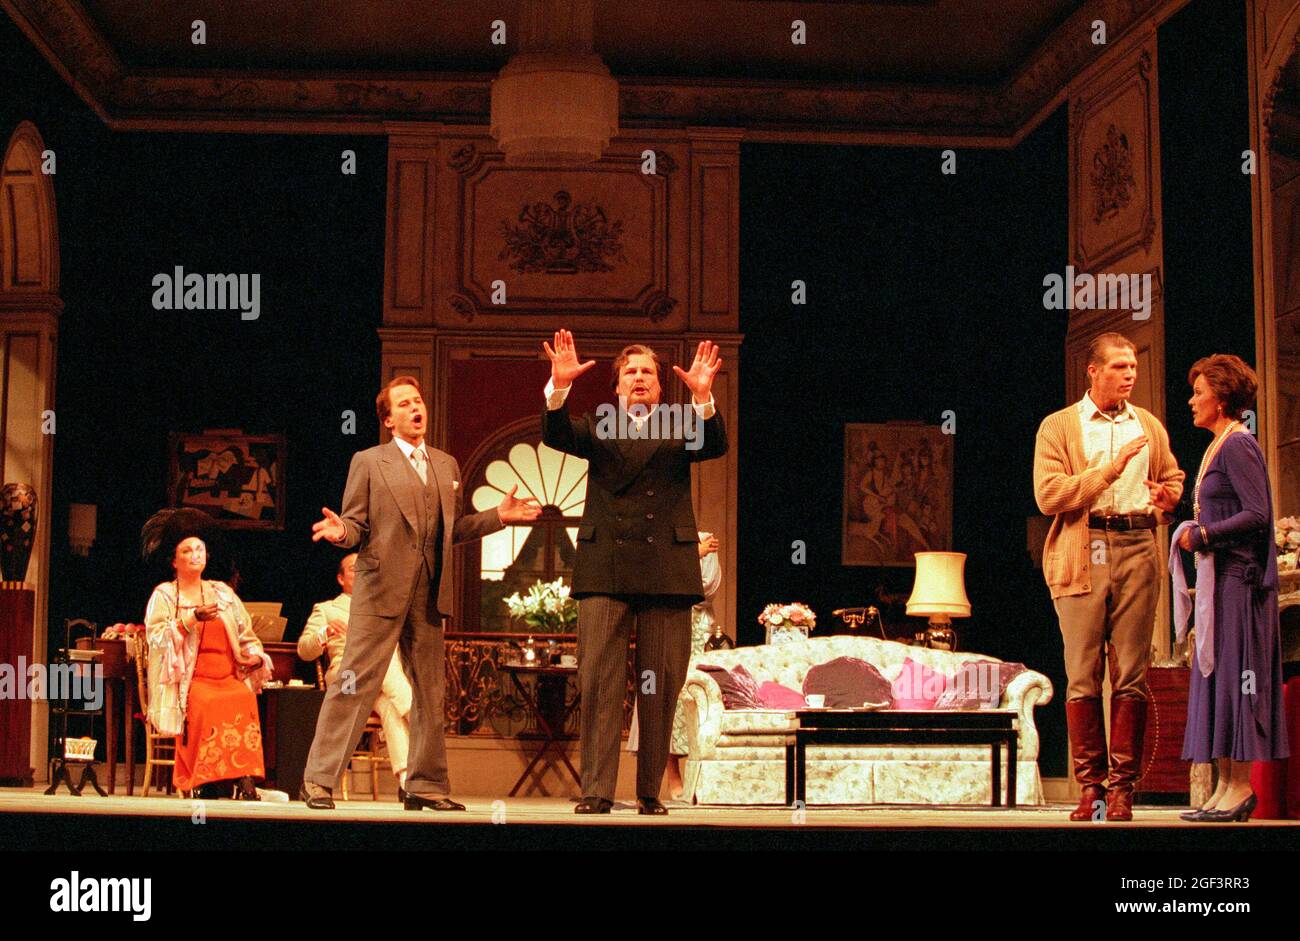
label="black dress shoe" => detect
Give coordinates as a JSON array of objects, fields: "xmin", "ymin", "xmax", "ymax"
[
  {"xmin": 637, "ymin": 797, "xmax": 668, "ymax": 816},
  {"xmin": 404, "ymin": 793, "xmax": 466, "ymax": 811},
  {"xmin": 1202, "ymin": 793, "xmax": 1256, "ymax": 823},
  {"xmin": 235, "ymin": 776, "xmax": 261, "ymax": 801},
  {"xmin": 300, "ymin": 782, "xmax": 335, "ymax": 810},
  {"xmin": 574, "ymin": 796, "xmax": 613, "ymax": 814},
  {"xmin": 397, "ymin": 786, "xmax": 406, "ymax": 804}
]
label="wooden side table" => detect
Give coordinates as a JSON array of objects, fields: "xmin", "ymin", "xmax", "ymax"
[
  {"xmin": 500, "ymin": 663, "xmax": 581, "ymax": 796},
  {"xmin": 1138, "ymin": 665, "xmax": 1191, "ymax": 795}
]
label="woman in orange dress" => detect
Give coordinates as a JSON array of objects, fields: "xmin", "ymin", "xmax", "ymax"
[{"xmin": 143, "ymin": 512, "xmax": 271, "ymax": 799}]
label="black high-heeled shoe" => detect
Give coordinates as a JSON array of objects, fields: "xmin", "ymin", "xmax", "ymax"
[
  {"xmin": 1179, "ymin": 804, "xmax": 1215, "ymax": 821},
  {"xmin": 1202, "ymin": 793, "xmax": 1256, "ymax": 823}
]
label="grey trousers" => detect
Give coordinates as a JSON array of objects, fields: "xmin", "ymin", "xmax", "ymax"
[
  {"xmin": 1053, "ymin": 528, "xmax": 1160, "ymax": 701},
  {"xmin": 304, "ymin": 561, "xmax": 451, "ymax": 797},
  {"xmin": 577, "ymin": 594, "xmax": 693, "ymax": 801}
]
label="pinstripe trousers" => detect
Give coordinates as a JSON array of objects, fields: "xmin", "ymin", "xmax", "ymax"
[{"xmin": 577, "ymin": 594, "xmax": 693, "ymax": 800}]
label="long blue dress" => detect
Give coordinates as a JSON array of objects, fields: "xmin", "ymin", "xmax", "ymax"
[{"xmin": 1182, "ymin": 432, "xmax": 1289, "ymax": 763}]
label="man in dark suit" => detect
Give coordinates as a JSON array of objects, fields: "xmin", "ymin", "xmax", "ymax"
[
  {"xmin": 542, "ymin": 330, "xmax": 727, "ymax": 814},
  {"xmin": 302, "ymin": 376, "xmax": 539, "ymax": 810}
]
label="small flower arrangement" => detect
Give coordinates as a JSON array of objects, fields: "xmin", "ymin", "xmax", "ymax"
[
  {"xmin": 504, "ymin": 578, "xmax": 578, "ymax": 632},
  {"xmin": 1277, "ymin": 516, "xmax": 1300, "ymax": 574},
  {"xmin": 759, "ymin": 602, "xmax": 816, "ymax": 645}
]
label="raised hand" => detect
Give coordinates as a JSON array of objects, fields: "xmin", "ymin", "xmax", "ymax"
[
  {"xmin": 311, "ymin": 506, "xmax": 346, "ymax": 543},
  {"xmin": 1110, "ymin": 436, "xmax": 1147, "ymax": 477},
  {"xmin": 672, "ymin": 340, "xmax": 722, "ymax": 404},
  {"xmin": 498, "ymin": 484, "xmax": 542, "ymax": 524},
  {"xmin": 543, "ymin": 329, "xmax": 597, "ymax": 390}
]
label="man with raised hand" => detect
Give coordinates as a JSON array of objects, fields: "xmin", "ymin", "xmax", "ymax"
[
  {"xmin": 302, "ymin": 376, "xmax": 539, "ymax": 811},
  {"xmin": 1033, "ymin": 332, "xmax": 1183, "ymax": 821},
  {"xmin": 542, "ymin": 330, "xmax": 727, "ymax": 814}
]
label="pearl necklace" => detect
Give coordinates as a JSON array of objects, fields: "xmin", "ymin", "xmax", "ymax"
[{"xmin": 1193, "ymin": 420, "xmax": 1239, "ymax": 522}]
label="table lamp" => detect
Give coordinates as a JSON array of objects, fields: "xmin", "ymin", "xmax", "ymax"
[{"xmin": 905, "ymin": 551, "xmax": 971, "ymax": 651}]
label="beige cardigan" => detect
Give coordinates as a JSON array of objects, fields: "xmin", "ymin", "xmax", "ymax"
[{"xmin": 1033, "ymin": 403, "xmax": 1184, "ymax": 599}]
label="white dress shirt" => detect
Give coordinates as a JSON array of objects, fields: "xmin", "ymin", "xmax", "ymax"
[
  {"xmin": 1077, "ymin": 392, "xmax": 1150, "ymax": 515},
  {"xmin": 543, "ymin": 378, "xmax": 716, "ymax": 424}
]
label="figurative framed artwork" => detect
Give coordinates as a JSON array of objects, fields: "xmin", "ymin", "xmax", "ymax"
[
  {"xmin": 167, "ymin": 431, "xmax": 286, "ymax": 530},
  {"xmin": 842, "ymin": 422, "xmax": 952, "ymax": 566}
]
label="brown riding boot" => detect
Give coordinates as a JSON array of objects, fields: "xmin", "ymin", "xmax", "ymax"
[
  {"xmin": 1105, "ymin": 695, "xmax": 1148, "ymax": 821},
  {"xmin": 1066, "ymin": 697, "xmax": 1108, "ymax": 821}
]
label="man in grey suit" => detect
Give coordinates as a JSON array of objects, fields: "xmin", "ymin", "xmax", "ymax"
[
  {"xmin": 302, "ymin": 376, "xmax": 539, "ymax": 810},
  {"xmin": 542, "ymin": 330, "xmax": 726, "ymax": 814}
]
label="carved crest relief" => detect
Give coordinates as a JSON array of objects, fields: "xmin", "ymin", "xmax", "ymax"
[
  {"xmin": 1089, "ymin": 123, "xmax": 1137, "ymax": 224},
  {"xmin": 499, "ymin": 190, "xmax": 627, "ymax": 274}
]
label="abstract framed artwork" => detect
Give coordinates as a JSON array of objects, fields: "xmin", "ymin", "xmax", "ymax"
[
  {"xmin": 842, "ymin": 422, "xmax": 952, "ymax": 567},
  {"xmin": 166, "ymin": 431, "xmax": 286, "ymax": 530}
]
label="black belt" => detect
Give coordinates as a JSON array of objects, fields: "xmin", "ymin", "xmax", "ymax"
[{"xmin": 1088, "ymin": 513, "xmax": 1156, "ymax": 531}]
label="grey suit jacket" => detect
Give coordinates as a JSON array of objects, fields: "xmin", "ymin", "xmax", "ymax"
[{"xmin": 333, "ymin": 440, "xmax": 503, "ymax": 619}]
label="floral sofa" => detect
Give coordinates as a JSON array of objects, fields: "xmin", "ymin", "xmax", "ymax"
[{"xmin": 679, "ymin": 635, "xmax": 1053, "ymax": 805}]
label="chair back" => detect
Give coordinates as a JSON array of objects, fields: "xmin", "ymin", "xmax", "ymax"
[{"xmin": 132, "ymin": 631, "xmax": 155, "ymax": 726}]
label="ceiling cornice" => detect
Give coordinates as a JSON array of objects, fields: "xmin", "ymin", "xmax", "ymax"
[{"xmin": 2, "ymin": 0, "xmax": 1187, "ymax": 145}]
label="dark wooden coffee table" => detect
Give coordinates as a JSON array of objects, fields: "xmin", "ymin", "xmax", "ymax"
[{"xmin": 784, "ymin": 709, "xmax": 1018, "ymax": 808}]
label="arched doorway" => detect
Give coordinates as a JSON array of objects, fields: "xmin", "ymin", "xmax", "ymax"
[{"xmin": 0, "ymin": 120, "xmax": 62, "ymax": 784}]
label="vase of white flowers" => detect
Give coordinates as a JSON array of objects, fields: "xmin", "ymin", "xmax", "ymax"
[{"xmin": 504, "ymin": 578, "xmax": 579, "ymax": 633}]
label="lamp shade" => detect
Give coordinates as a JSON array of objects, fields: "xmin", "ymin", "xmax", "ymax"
[
  {"xmin": 905, "ymin": 551, "xmax": 971, "ymax": 618},
  {"xmin": 68, "ymin": 503, "xmax": 96, "ymax": 556}
]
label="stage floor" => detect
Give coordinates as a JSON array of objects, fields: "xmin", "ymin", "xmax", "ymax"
[{"xmin": 3, "ymin": 788, "xmax": 1296, "ymax": 850}]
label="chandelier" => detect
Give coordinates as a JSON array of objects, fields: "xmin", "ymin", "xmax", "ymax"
[{"xmin": 489, "ymin": 0, "xmax": 619, "ymax": 164}]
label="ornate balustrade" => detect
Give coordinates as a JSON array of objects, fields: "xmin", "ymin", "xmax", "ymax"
[{"xmin": 443, "ymin": 632, "xmax": 635, "ymax": 738}]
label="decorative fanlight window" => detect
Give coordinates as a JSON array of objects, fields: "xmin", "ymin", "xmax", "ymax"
[{"xmin": 469, "ymin": 441, "xmax": 588, "ymax": 630}]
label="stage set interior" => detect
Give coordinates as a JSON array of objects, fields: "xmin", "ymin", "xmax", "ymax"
[{"xmin": 1, "ymin": 0, "xmax": 1299, "ymax": 847}]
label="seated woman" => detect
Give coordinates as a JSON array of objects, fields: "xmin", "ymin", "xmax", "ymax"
[{"xmin": 142, "ymin": 509, "xmax": 272, "ymax": 800}]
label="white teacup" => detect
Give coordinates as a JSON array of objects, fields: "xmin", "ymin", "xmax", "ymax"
[
  {"xmin": 560, "ymin": 655, "xmax": 578, "ymax": 668},
  {"xmin": 805, "ymin": 694, "xmax": 826, "ymax": 708}
]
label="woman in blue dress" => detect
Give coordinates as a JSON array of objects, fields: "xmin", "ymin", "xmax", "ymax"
[{"xmin": 1178, "ymin": 354, "xmax": 1289, "ymax": 822}]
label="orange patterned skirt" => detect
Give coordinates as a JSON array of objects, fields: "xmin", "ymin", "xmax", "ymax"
[{"xmin": 173, "ymin": 620, "xmax": 265, "ymax": 791}]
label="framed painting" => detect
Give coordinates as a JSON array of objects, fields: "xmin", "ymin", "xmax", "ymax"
[
  {"xmin": 167, "ymin": 430, "xmax": 286, "ymax": 530},
  {"xmin": 842, "ymin": 422, "xmax": 952, "ymax": 567}
]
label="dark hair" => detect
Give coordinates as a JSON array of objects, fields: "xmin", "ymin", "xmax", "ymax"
[
  {"xmin": 1188, "ymin": 354, "xmax": 1258, "ymax": 420},
  {"xmin": 338, "ymin": 553, "xmax": 356, "ymax": 577},
  {"xmin": 376, "ymin": 375, "xmax": 422, "ymax": 423},
  {"xmin": 1088, "ymin": 332, "xmax": 1136, "ymax": 367},
  {"xmin": 610, "ymin": 345, "xmax": 659, "ymax": 391}
]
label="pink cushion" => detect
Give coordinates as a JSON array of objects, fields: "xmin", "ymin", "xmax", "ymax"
[
  {"xmin": 891, "ymin": 657, "xmax": 951, "ymax": 709},
  {"xmin": 757, "ymin": 681, "xmax": 808, "ymax": 709}
]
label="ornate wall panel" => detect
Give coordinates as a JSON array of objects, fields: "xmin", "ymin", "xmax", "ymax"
[
  {"xmin": 1066, "ymin": 30, "xmax": 1171, "ymax": 661},
  {"xmin": 1248, "ymin": 0, "xmax": 1300, "ymax": 513},
  {"xmin": 381, "ymin": 125, "xmax": 742, "ymax": 635},
  {"xmin": 433, "ymin": 138, "xmax": 689, "ymax": 331}
]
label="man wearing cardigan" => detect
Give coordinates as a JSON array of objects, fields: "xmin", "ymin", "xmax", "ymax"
[{"xmin": 1033, "ymin": 332, "xmax": 1184, "ymax": 821}]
